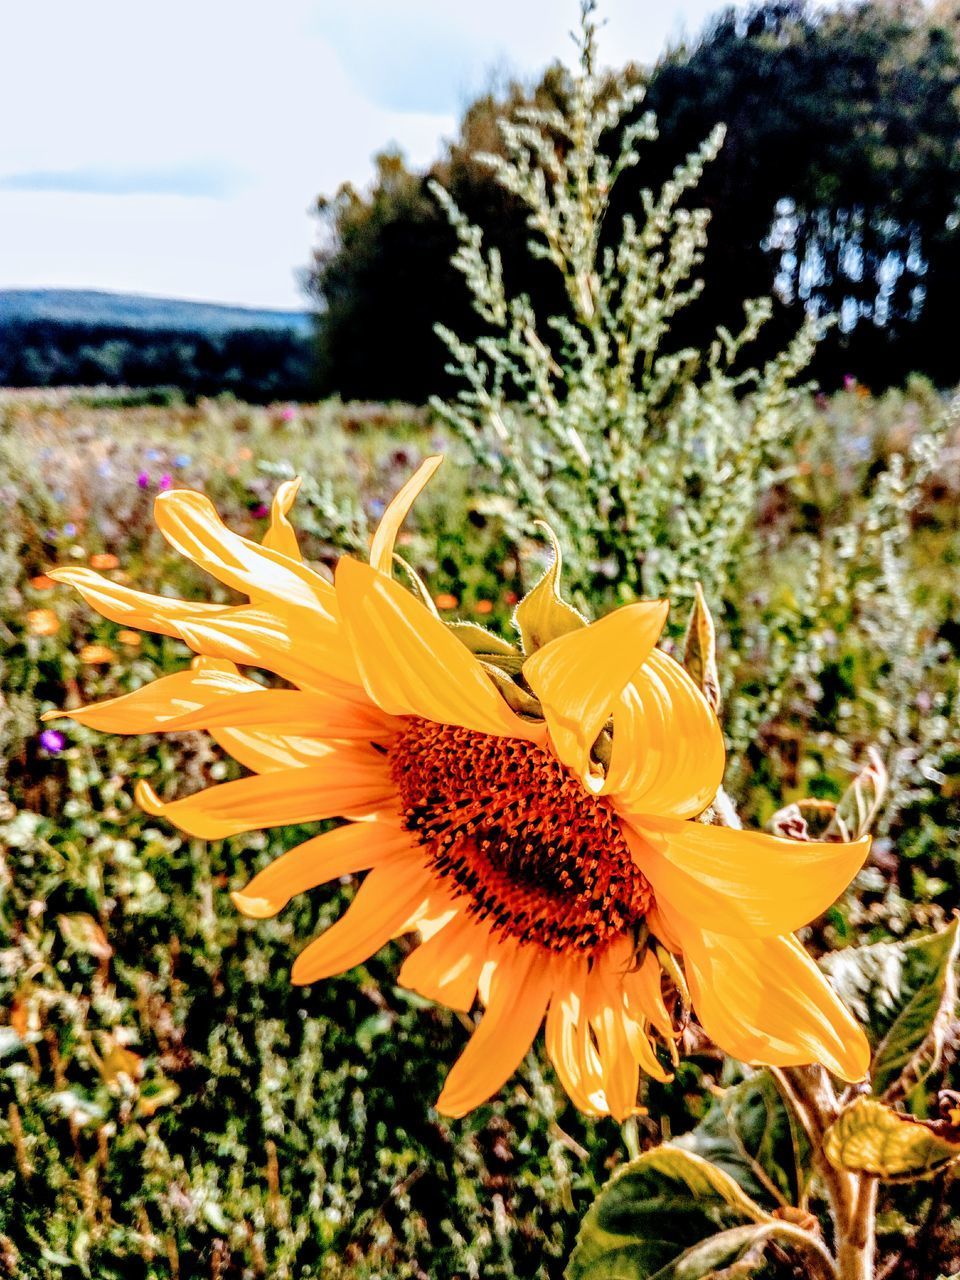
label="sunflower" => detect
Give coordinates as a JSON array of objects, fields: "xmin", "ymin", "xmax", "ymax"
[{"xmin": 48, "ymin": 459, "xmax": 871, "ymax": 1119}]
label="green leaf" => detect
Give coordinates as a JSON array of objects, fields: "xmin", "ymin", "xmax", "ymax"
[
  {"xmin": 674, "ymin": 1071, "xmax": 811, "ymax": 1209},
  {"xmin": 566, "ymin": 1146, "xmax": 770, "ymax": 1280},
  {"xmin": 682, "ymin": 583, "xmax": 721, "ymax": 714},
  {"xmin": 824, "ymin": 1096, "xmax": 960, "ymax": 1182},
  {"xmin": 820, "ymin": 918, "xmax": 959, "ymax": 1098},
  {"xmin": 515, "ymin": 522, "xmax": 586, "ymax": 654}
]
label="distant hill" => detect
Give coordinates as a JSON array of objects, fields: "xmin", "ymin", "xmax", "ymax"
[{"xmin": 0, "ymin": 289, "xmax": 313, "ymax": 337}]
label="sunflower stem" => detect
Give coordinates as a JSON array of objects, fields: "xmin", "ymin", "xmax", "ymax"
[
  {"xmin": 621, "ymin": 1114, "xmax": 641, "ymax": 1161},
  {"xmin": 772, "ymin": 1066, "xmax": 876, "ymax": 1280}
]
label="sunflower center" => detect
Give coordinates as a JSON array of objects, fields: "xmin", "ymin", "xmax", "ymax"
[{"xmin": 389, "ymin": 718, "xmax": 653, "ymax": 953}]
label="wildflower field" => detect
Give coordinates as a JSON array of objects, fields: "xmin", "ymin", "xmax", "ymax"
[{"xmin": 1, "ymin": 380, "xmax": 959, "ymax": 1278}]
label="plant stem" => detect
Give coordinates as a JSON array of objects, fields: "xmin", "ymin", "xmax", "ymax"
[
  {"xmin": 772, "ymin": 1067, "xmax": 876, "ymax": 1280},
  {"xmin": 621, "ymin": 1114, "xmax": 641, "ymax": 1160},
  {"xmin": 836, "ymin": 1176, "xmax": 877, "ymax": 1280}
]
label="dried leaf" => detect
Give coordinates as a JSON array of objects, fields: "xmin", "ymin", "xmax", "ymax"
[
  {"xmin": 682, "ymin": 583, "xmax": 721, "ymax": 714},
  {"xmin": 57, "ymin": 913, "xmax": 112, "ymax": 961},
  {"xmin": 827, "ymin": 747, "xmax": 888, "ymax": 841}
]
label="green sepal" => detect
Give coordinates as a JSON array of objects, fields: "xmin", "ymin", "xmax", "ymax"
[
  {"xmin": 447, "ymin": 620, "xmax": 519, "ymax": 658},
  {"xmin": 515, "ymin": 521, "xmax": 587, "ymax": 654}
]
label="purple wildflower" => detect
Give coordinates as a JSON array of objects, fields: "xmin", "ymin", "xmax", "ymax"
[{"xmin": 39, "ymin": 728, "xmax": 66, "ymax": 754}]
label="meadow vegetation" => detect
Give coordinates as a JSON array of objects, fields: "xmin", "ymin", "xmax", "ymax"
[{"xmin": 0, "ymin": 381, "xmax": 958, "ymax": 1277}]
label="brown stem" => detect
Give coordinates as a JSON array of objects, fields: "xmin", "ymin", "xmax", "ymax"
[{"xmin": 772, "ymin": 1067, "xmax": 876, "ymax": 1280}]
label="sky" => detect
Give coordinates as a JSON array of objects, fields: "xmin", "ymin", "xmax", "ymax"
[{"xmin": 0, "ymin": 0, "xmax": 736, "ymax": 310}]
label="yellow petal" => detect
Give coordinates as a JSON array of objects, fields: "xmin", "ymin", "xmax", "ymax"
[
  {"xmin": 623, "ymin": 951, "xmax": 676, "ymax": 1045},
  {"xmin": 604, "ymin": 650, "xmax": 725, "ymax": 818},
  {"xmin": 522, "ymin": 600, "xmax": 669, "ymax": 785},
  {"xmin": 48, "ymin": 566, "xmax": 229, "ymax": 637},
  {"xmin": 336, "ymin": 556, "xmax": 542, "ymax": 740},
  {"xmin": 173, "ymin": 603, "xmax": 360, "ymax": 690},
  {"xmin": 209, "ymin": 726, "xmax": 334, "ymax": 773},
  {"xmin": 398, "ymin": 915, "xmax": 490, "ymax": 1012},
  {"xmin": 435, "ymin": 944, "xmax": 555, "ymax": 1118},
  {"xmin": 545, "ymin": 961, "xmax": 606, "ymax": 1116},
  {"xmin": 584, "ymin": 965, "xmax": 642, "ymax": 1119},
  {"xmin": 669, "ymin": 915, "xmax": 870, "ymax": 1081},
  {"xmin": 232, "ymin": 817, "xmax": 413, "ymax": 918},
  {"xmin": 135, "ymin": 747, "xmax": 394, "ymax": 839},
  {"xmin": 154, "ymin": 487, "xmax": 336, "ymax": 620},
  {"xmin": 290, "ymin": 856, "xmax": 436, "ymax": 984},
  {"xmin": 262, "ymin": 478, "xmax": 303, "ymax": 562},
  {"xmin": 369, "ymin": 456, "xmax": 443, "ymax": 576},
  {"xmin": 46, "ymin": 664, "xmax": 263, "ymax": 732},
  {"xmin": 625, "ymin": 817, "xmax": 870, "ymax": 939}
]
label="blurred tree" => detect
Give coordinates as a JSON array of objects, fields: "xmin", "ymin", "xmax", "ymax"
[
  {"xmin": 306, "ymin": 0, "xmax": 960, "ymax": 400},
  {"xmin": 629, "ymin": 0, "xmax": 960, "ymax": 383}
]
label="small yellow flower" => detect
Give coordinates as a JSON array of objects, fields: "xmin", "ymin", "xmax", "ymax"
[
  {"xmin": 78, "ymin": 643, "xmax": 116, "ymax": 665},
  {"xmin": 27, "ymin": 608, "xmax": 60, "ymax": 636},
  {"xmin": 49, "ymin": 462, "xmax": 870, "ymax": 1119},
  {"xmin": 117, "ymin": 629, "xmax": 142, "ymax": 647}
]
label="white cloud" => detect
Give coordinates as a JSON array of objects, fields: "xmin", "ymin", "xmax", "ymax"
[{"xmin": 0, "ymin": 0, "xmax": 735, "ymax": 307}]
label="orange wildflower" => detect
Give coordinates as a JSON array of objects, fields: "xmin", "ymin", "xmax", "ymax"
[
  {"xmin": 434, "ymin": 592, "xmax": 459, "ymax": 611},
  {"xmin": 27, "ymin": 608, "xmax": 60, "ymax": 636},
  {"xmin": 90, "ymin": 553, "xmax": 120, "ymax": 571},
  {"xmin": 29, "ymin": 574, "xmax": 56, "ymax": 591},
  {"xmin": 117, "ymin": 629, "xmax": 142, "ymax": 647},
  {"xmin": 78, "ymin": 644, "xmax": 116, "ymax": 665},
  {"xmin": 47, "ymin": 462, "xmax": 870, "ymax": 1118}
]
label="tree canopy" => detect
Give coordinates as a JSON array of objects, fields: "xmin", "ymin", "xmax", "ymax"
[{"xmin": 306, "ymin": 0, "xmax": 960, "ymax": 400}]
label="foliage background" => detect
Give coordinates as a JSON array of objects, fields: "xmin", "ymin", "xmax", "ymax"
[{"xmin": 0, "ymin": 383, "xmax": 958, "ymax": 1277}]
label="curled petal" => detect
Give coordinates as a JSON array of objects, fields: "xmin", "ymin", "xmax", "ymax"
[
  {"xmin": 262, "ymin": 478, "xmax": 303, "ymax": 562},
  {"xmin": 154, "ymin": 487, "xmax": 336, "ymax": 619},
  {"xmin": 623, "ymin": 951, "xmax": 676, "ymax": 1046},
  {"xmin": 545, "ymin": 961, "xmax": 606, "ymax": 1116},
  {"xmin": 336, "ymin": 556, "xmax": 543, "ymax": 741},
  {"xmin": 625, "ymin": 817, "xmax": 870, "ymax": 939},
  {"xmin": 174, "ymin": 604, "xmax": 360, "ymax": 690},
  {"xmin": 668, "ymin": 912, "xmax": 870, "ymax": 1081},
  {"xmin": 605, "ymin": 650, "xmax": 725, "ymax": 818},
  {"xmin": 584, "ymin": 966, "xmax": 642, "ymax": 1118},
  {"xmin": 233, "ymin": 817, "xmax": 415, "ymax": 919},
  {"xmin": 522, "ymin": 600, "xmax": 669, "ymax": 786},
  {"xmin": 369, "ymin": 456, "xmax": 442, "ymax": 576},
  {"xmin": 45, "ymin": 663, "xmax": 265, "ymax": 732}
]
